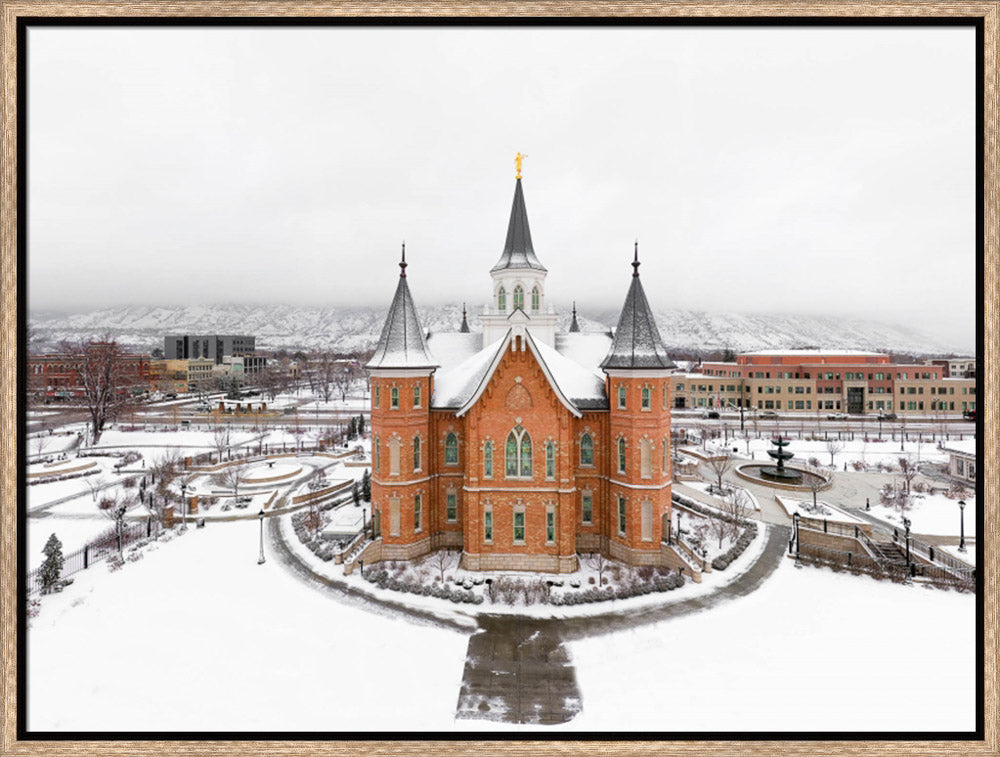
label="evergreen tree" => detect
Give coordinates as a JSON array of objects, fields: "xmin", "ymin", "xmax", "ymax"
[
  {"xmin": 357, "ymin": 414, "xmax": 365, "ymax": 435},
  {"xmin": 347, "ymin": 417, "xmax": 357, "ymax": 441},
  {"xmin": 40, "ymin": 533, "xmax": 64, "ymax": 594},
  {"xmin": 352, "ymin": 480, "xmax": 361, "ymax": 506},
  {"xmin": 361, "ymin": 469, "xmax": 371, "ymax": 501}
]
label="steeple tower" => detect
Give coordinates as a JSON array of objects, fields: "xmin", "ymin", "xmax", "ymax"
[
  {"xmin": 601, "ymin": 242, "xmax": 675, "ymax": 370},
  {"xmin": 481, "ymin": 162, "xmax": 558, "ymax": 348},
  {"xmin": 569, "ymin": 302, "xmax": 580, "ymax": 333},
  {"xmin": 366, "ymin": 244, "xmax": 438, "ymax": 370},
  {"xmin": 459, "ymin": 303, "xmax": 470, "ymax": 333}
]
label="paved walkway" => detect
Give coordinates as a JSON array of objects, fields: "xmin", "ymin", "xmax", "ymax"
[{"xmin": 268, "ymin": 506, "xmax": 790, "ymax": 725}]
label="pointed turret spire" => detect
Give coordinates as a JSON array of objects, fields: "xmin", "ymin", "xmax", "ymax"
[
  {"xmin": 600, "ymin": 246, "xmax": 675, "ymax": 370},
  {"xmin": 490, "ymin": 178, "xmax": 547, "ymax": 273},
  {"xmin": 569, "ymin": 301, "xmax": 580, "ymax": 333},
  {"xmin": 459, "ymin": 303, "xmax": 470, "ymax": 333},
  {"xmin": 366, "ymin": 247, "xmax": 438, "ymax": 370}
]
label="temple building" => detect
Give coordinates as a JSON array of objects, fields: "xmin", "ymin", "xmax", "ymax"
[{"xmin": 366, "ymin": 168, "xmax": 677, "ymax": 572}]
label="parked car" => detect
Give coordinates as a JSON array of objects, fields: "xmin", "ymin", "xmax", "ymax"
[
  {"xmin": 826, "ymin": 412, "xmax": 847, "ymax": 420},
  {"xmin": 963, "ymin": 409, "xmax": 977, "ymax": 421},
  {"xmin": 759, "ymin": 410, "xmax": 778, "ymax": 418},
  {"xmin": 700, "ymin": 410, "xmax": 720, "ymax": 419},
  {"xmin": 877, "ymin": 412, "xmax": 897, "ymax": 421}
]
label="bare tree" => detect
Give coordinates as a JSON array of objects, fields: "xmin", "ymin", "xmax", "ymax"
[
  {"xmin": 824, "ymin": 438, "xmax": 844, "ymax": 467},
  {"xmin": 705, "ymin": 452, "xmax": 733, "ymax": 493},
  {"xmin": 59, "ymin": 335, "xmax": 139, "ymax": 443},
  {"xmin": 98, "ymin": 489, "xmax": 135, "ymax": 557},
  {"xmin": 33, "ymin": 433, "xmax": 50, "ymax": 460},
  {"xmin": 220, "ymin": 463, "xmax": 249, "ymax": 501},
  {"xmin": 431, "ymin": 548, "xmax": 457, "ymax": 582},
  {"xmin": 898, "ymin": 457, "xmax": 919, "ymax": 495},
  {"xmin": 301, "ymin": 504, "xmax": 324, "ymax": 539},
  {"xmin": 583, "ymin": 551, "xmax": 610, "ymax": 585},
  {"xmin": 212, "ymin": 425, "xmax": 231, "ymax": 460},
  {"xmin": 309, "ymin": 350, "xmax": 343, "ymax": 403},
  {"xmin": 722, "ymin": 488, "xmax": 754, "ymax": 540},
  {"xmin": 807, "ymin": 471, "xmax": 826, "ymax": 510},
  {"xmin": 86, "ymin": 474, "xmax": 107, "ymax": 502}
]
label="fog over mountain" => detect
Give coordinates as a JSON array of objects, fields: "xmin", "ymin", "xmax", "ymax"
[{"xmin": 28, "ymin": 303, "xmax": 972, "ymax": 358}]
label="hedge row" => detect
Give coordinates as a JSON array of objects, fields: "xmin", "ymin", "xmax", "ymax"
[
  {"xmin": 672, "ymin": 494, "xmax": 759, "ymax": 571},
  {"xmin": 363, "ymin": 569, "xmax": 484, "ymax": 604}
]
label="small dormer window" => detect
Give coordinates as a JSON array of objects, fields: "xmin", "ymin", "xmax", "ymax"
[
  {"xmin": 513, "ymin": 285, "xmax": 524, "ymax": 310},
  {"xmin": 497, "ymin": 287, "xmax": 507, "ymax": 311},
  {"xmin": 531, "ymin": 286, "xmax": 540, "ymax": 311}
]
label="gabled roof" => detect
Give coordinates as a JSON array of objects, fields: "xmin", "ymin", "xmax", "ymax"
[
  {"xmin": 366, "ymin": 251, "xmax": 438, "ymax": 371},
  {"xmin": 490, "ymin": 179, "xmax": 547, "ymax": 273},
  {"xmin": 430, "ymin": 329, "xmax": 606, "ymax": 416},
  {"xmin": 601, "ymin": 248, "xmax": 676, "ymax": 370}
]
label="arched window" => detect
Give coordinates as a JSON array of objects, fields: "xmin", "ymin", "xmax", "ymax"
[
  {"xmin": 618, "ymin": 437, "xmax": 627, "ymax": 474},
  {"xmin": 505, "ymin": 425, "xmax": 532, "ymax": 478},
  {"xmin": 483, "ymin": 440, "xmax": 493, "ymax": 478},
  {"xmin": 497, "ymin": 286, "xmax": 507, "ymax": 312},
  {"xmin": 513, "ymin": 285, "xmax": 524, "ymax": 310},
  {"xmin": 641, "ymin": 386, "xmax": 650, "ymax": 410},
  {"xmin": 444, "ymin": 433, "xmax": 458, "ymax": 465},
  {"xmin": 579, "ymin": 434, "xmax": 594, "ymax": 466},
  {"xmin": 531, "ymin": 286, "xmax": 540, "ymax": 311},
  {"xmin": 662, "ymin": 437, "xmax": 669, "ymax": 475},
  {"xmin": 545, "ymin": 441, "xmax": 555, "ymax": 479},
  {"xmin": 640, "ymin": 438, "xmax": 652, "ymax": 479},
  {"xmin": 373, "ymin": 435, "xmax": 379, "ymax": 474},
  {"xmin": 413, "ymin": 436, "xmax": 422, "ymax": 472}
]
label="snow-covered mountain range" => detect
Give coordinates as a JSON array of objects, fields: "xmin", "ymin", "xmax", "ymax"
[{"xmin": 28, "ymin": 303, "xmax": 969, "ymax": 357}]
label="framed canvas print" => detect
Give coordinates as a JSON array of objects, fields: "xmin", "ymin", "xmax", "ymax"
[{"xmin": 1, "ymin": 1, "xmax": 995, "ymax": 755}]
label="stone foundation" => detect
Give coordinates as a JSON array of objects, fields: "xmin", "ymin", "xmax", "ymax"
[
  {"xmin": 607, "ymin": 538, "xmax": 665, "ymax": 567},
  {"xmin": 460, "ymin": 551, "xmax": 579, "ymax": 573}
]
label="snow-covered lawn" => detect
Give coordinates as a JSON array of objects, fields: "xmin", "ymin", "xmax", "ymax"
[
  {"xmin": 773, "ymin": 495, "xmax": 866, "ymax": 524},
  {"xmin": 868, "ymin": 493, "xmax": 976, "ymax": 537},
  {"xmin": 28, "ymin": 519, "xmax": 470, "ymax": 732},
  {"xmin": 26, "ymin": 517, "xmax": 114, "ymax": 570},
  {"xmin": 709, "ymin": 436, "xmax": 958, "ymax": 469},
  {"xmin": 941, "ymin": 544, "xmax": 976, "ymax": 567},
  {"xmin": 565, "ymin": 558, "xmax": 975, "ymax": 732}
]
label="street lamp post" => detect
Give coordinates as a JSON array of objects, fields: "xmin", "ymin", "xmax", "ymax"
[
  {"xmin": 793, "ymin": 512, "xmax": 800, "ymax": 559},
  {"xmin": 903, "ymin": 516, "xmax": 911, "ymax": 566},
  {"xmin": 676, "ymin": 511, "xmax": 682, "ymax": 545},
  {"xmin": 180, "ymin": 482, "xmax": 188, "ymax": 531},
  {"xmin": 258, "ymin": 509, "xmax": 266, "ymax": 565},
  {"xmin": 958, "ymin": 500, "xmax": 967, "ymax": 553}
]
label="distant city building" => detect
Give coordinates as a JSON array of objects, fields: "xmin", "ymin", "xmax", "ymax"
[
  {"xmin": 28, "ymin": 349, "xmax": 151, "ymax": 400},
  {"xmin": 942, "ymin": 439, "xmax": 976, "ymax": 484},
  {"xmin": 149, "ymin": 358, "xmax": 214, "ymax": 394},
  {"xmin": 924, "ymin": 357, "xmax": 977, "ymax": 379},
  {"xmin": 164, "ymin": 334, "xmax": 256, "ymax": 364},
  {"xmin": 675, "ymin": 350, "xmax": 977, "ymax": 416}
]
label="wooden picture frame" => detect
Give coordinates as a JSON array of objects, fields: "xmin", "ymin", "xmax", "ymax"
[{"xmin": 1, "ymin": 2, "xmax": 995, "ymax": 755}]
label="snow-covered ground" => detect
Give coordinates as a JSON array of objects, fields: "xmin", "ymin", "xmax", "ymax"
[
  {"xmin": 868, "ymin": 492, "xmax": 976, "ymax": 537},
  {"xmin": 564, "ymin": 558, "xmax": 975, "ymax": 732},
  {"xmin": 28, "ymin": 519, "xmax": 469, "ymax": 732},
  {"xmin": 708, "ymin": 436, "xmax": 956, "ymax": 469}
]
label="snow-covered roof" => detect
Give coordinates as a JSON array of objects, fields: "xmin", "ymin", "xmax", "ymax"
[
  {"xmin": 600, "ymin": 262, "xmax": 675, "ymax": 370},
  {"xmin": 490, "ymin": 179, "xmax": 547, "ymax": 273},
  {"xmin": 942, "ymin": 440, "xmax": 976, "ymax": 457},
  {"xmin": 425, "ymin": 332, "xmax": 481, "ymax": 369},
  {"xmin": 430, "ymin": 329, "xmax": 608, "ymax": 415},
  {"xmin": 529, "ymin": 334, "xmax": 607, "ymax": 411},
  {"xmin": 431, "ymin": 335, "xmax": 507, "ymax": 409},
  {"xmin": 554, "ymin": 331, "xmax": 613, "ymax": 373},
  {"xmin": 366, "ymin": 268, "xmax": 438, "ymax": 371}
]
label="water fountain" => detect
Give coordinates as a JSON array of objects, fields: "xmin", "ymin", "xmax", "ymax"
[{"xmin": 759, "ymin": 435, "xmax": 804, "ymax": 484}]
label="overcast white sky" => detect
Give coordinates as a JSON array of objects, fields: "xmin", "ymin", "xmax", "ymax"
[{"xmin": 27, "ymin": 25, "xmax": 976, "ymax": 348}]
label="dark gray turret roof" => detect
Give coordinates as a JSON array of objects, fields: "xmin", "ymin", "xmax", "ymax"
[
  {"xmin": 490, "ymin": 179, "xmax": 547, "ymax": 273},
  {"xmin": 366, "ymin": 248, "xmax": 438, "ymax": 370},
  {"xmin": 569, "ymin": 302, "xmax": 580, "ymax": 333},
  {"xmin": 459, "ymin": 303, "xmax": 470, "ymax": 333},
  {"xmin": 600, "ymin": 247, "xmax": 675, "ymax": 370}
]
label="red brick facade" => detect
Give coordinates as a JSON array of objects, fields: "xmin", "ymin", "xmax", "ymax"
[{"xmin": 370, "ymin": 338, "xmax": 673, "ymax": 573}]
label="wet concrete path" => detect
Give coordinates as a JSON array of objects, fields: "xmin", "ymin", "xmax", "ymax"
[
  {"xmin": 455, "ymin": 525, "xmax": 789, "ymax": 724},
  {"xmin": 269, "ymin": 514, "xmax": 789, "ymax": 726}
]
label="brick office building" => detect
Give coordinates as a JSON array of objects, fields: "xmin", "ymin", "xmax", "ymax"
[{"xmin": 366, "ymin": 176, "xmax": 676, "ymax": 573}]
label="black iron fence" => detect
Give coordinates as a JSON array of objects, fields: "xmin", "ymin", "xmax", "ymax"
[{"xmin": 27, "ymin": 518, "xmax": 162, "ymax": 595}]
